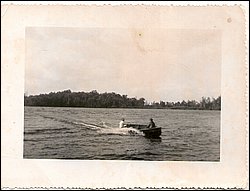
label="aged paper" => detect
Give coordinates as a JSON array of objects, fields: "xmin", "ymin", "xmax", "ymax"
[{"xmin": 1, "ymin": 3, "xmax": 248, "ymax": 189}]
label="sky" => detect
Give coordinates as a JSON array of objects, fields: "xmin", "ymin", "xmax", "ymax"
[{"xmin": 25, "ymin": 27, "xmax": 221, "ymax": 102}]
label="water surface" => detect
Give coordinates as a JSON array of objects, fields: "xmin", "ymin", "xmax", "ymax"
[{"xmin": 24, "ymin": 107, "xmax": 220, "ymax": 161}]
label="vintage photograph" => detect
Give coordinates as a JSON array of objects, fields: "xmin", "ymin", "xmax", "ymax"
[
  {"xmin": 2, "ymin": 3, "xmax": 248, "ymax": 189},
  {"xmin": 24, "ymin": 27, "xmax": 221, "ymax": 161}
]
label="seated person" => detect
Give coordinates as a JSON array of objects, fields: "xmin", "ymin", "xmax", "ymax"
[
  {"xmin": 119, "ymin": 118, "xmax": 126, "ymax": 128},
  {"xmin": 147, "ymin": 118, "xmax": 156, "ymax": 128}
]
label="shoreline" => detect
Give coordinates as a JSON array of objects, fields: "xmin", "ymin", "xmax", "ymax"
[{"xmin": 24, "ymin": 105, "xmax": 221, "ymax": 111}]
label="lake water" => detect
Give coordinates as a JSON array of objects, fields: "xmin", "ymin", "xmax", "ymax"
[{"xmin": 24, "ymin": 106, "xmax": 220, "ymax": 161}]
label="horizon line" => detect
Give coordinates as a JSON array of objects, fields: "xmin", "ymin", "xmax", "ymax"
[{"xmin": 24, "ymin": 89, "xmax": 221, "ymax": 103}]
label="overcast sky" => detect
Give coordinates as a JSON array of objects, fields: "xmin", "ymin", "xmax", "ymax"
[{"xmin": 25, "ymin": 27, "xmax": 221, "ymax": 102}]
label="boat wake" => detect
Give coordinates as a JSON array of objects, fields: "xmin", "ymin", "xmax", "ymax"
[
  {"xmin": 72, "ymin": 121, "xmax": 144, "ymax": 136},
  {"xmin": 99, "ymin": 127, "xmax": 144, "ymax": 136},
  {"xmin": 40, "ymin": 115, "xmax": 144, "ymax": 136},
  {"xmin": 73, "ymin": 121, "xmax": 103, "ymax": 130},
  {"xmin": 78, "ymin": 121, "xmax": 144, "ymax": 136}
]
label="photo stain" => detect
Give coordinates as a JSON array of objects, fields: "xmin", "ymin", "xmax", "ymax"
[
  {"xmin": 227, "ymin": 17, "xmax": 232, "ymax": 23},
  {"xmin": 131, "ymin": 29, "xmax": 146, "ymax": 53}
]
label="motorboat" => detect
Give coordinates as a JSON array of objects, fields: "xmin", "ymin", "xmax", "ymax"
[{"xmin": 126, "ymin": 124, "xmax": 161, "ymax": 138}]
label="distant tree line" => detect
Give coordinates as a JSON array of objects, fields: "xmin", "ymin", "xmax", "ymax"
[{"xmin": 24, "ymin": 90, "xmax": 221, "ymax": 110}]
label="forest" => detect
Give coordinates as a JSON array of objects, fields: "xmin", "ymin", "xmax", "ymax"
[{"xmin": 24, "ymin": 89, "xmax": 221, "ymax": 110}]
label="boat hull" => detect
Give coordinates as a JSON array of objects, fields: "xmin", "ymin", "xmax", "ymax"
[
  {"xmin": 140, "ymin": 127, "xmax": 162, "ymax": 138},
  {"xmin": 126, "ymin": 124, "xmax": 161, "ymax": 138}
]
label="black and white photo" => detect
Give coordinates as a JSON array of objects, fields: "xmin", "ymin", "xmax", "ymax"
[{"xmin": 24, "ymin": 27, "xmax": 221, "ymax": 161}]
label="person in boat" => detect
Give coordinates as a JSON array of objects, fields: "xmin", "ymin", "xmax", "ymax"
[
  {"xmin": 119, "ymin": 118, "xmax": 126, "ymax": 128},
  {"xmin": 147, "ymin": 118, "xmax": 156, "ymax": 128}
]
